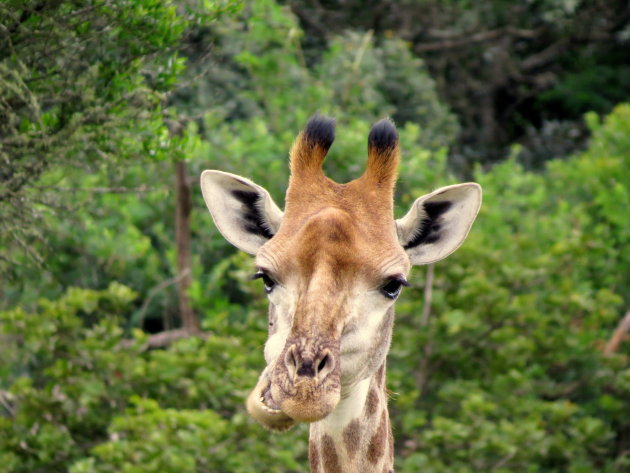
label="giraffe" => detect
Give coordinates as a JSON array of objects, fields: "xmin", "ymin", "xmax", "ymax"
[{"xmin": 200, "ymin": 115, "xmax": 481, "ymax": 472}]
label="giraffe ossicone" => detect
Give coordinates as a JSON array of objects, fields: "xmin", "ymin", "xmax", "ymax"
[{"xmin": 201, "ymin": 115, "xmax": 482, "ymax": 472}]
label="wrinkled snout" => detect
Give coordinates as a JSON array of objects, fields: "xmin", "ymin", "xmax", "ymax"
[
  {"xmin": 247, "ymin": 336, "xmax": 341, "ymax": 429},
  {"xmin": 283, "ymin": 341, "xmax": 335, "ymax": 382},
  {"xmin": 271, "ymin": 338, "xmax": 341, "ymax": 422}
]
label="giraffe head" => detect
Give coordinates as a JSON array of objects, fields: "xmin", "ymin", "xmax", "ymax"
[{"xmin": 201, "ymin": 115, "xmax": 481, "ymax": 431}]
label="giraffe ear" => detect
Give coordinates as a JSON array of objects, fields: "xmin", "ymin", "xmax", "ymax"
[
  {"xmin": 200, "ymin": 170, "xmax": 283, "ymax": 255},
  {"xmin": 396, "ymin": 183, "xmax": 481, "ymax": 265}
]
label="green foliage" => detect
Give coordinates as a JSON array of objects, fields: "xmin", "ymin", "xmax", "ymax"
[
  {"xmin": 389, "ymin": 104, "xmax": 630, "ymax": 472},
  {"xmin": 285, "ymin": 0, "xmax": 630, "ymax": 163},
  {"xmin": 3, "ymin": 103, "xmax": 629, "ymax": 471},
  {"xmin": 191, "ymin": 0, "xmax": 457, "ymax": 144},
  {"xmin": 0, "ymin": 284, "xmax": 306, "ymax": 473},
  {"xmin": 1, "ymin": 1, "xmax": 630, "ymax": 472},
  {"xmin": 0, "ymin": 0, "xmax": 237, "ymax": 277},
  {"xmin": 2, "ymin": 0, "xmax": 456, "ymax": 315},
  {"xmin": 70, "ymin": 397, "xmax": 305, "ymax": 473}
]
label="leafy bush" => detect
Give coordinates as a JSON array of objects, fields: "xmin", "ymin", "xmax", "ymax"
[
  {"xmin": 3, "ymin": 105, "xmax": 629, "ymax": 473},
  {"xmin": 0, "ymin": 283, "xmax": 306, "ymax": 473},
  {"xmin": 390, "ymin": 104, "xmax": 630, "ymax": 473},
  {"xmin": 2, "ymin": 1, "xmax": 629, "ymax": 472}
]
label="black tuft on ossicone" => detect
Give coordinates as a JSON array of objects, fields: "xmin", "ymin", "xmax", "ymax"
[
  {"xmin": 303, "ymin": 114, "xmax": 335, "ymax": 151},
  {"xmin": 368, "ymin": 118, "xmax": 398, "ymax": 153}
]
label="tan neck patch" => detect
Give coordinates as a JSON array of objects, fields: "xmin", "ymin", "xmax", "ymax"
[
  {"xmin": 309, "ymin": 438, "xmax": 320, "ymax": 473},
  {"xmin": 365, "ymin": 386, "xmax": 380, "ymax": 417},
  {"xmin": 322, "ymin": 434, "xmax": 342, "ymax": 473},
  {"xmin": 343, "ymin": 418, "xmax": 362, "ymax": 459},
  {"xmin": 310, "ymin": 362, "xmax": 393, "ymax": 473},
  {"xmin": 367, "ymin": 410, "xmax": 388, "ymax": 464}
]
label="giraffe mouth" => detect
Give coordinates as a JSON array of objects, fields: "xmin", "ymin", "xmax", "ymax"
[
  {"xmin": 246, "ymin": 373, "xmax": 297, "ymax": 432},
  {"xmin": 261, "ymin": 383, "xmax": 281, "ymax": 411}
]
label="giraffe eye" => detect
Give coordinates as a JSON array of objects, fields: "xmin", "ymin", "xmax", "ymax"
[
  {"xmin": 380, "ymin": 277, "xmax": 409, "ymax": 299},
  {"xmin": 252, "ymin": 271, "xmax": 277, "ymax": 294}
]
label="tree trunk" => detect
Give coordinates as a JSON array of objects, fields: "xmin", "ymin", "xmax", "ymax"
[
  {"xmin": 603, "ymin": 310, "xmax": 630, "ymax": 356},
  {"xmin": 174, "ymin": 160, "xmax": 199, "ymax": 332}
]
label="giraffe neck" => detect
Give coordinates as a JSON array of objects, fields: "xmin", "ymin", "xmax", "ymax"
[{"xmin": 309, "ymin": 362, "xmax": 393, "ymax": 473}]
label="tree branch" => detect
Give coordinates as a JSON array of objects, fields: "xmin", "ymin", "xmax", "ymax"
[
  {"xmin": 603, "ymin": 310, "xmax": 630, "ymax": 356},
  {"xmin": 414, "ymin": 27, "xmax": 539, "ymax": 53},
  {"xmin": 420, "ymin": 263, "xmax": 434, "ymax": 327},
  {"xmin": 36, "ymin": 185, "xmax": 159, "ymax": 194},
  {"xmin": 0, "ymin": 390, "xmax": 15, "ymax": 418},
  {"xmin": 521, "ymin": 38, "xmax": 570, "ymax": 71},
  {"xmin": 289, "ymin": 3, "xmax": 328, "ymax": 37},
  {"xmin": 135, "ymin": 268, "xmax": 191, "ymax": 330},
  {"xmin": 121, "ymin": 328, "xmax": 210, "ymax": 351},
  {"xmin": 416, "ymin": 264, "xmax": 435, "ymax": 395},
  {"xmin": 174, "ymin": 160, "xmax": 198, "ymax": 332}
]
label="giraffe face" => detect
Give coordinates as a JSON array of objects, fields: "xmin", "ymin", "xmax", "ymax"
[
  {"xmin": 200, "ymin": 115, "xmax": 482, "ymax": 432},
  {"xmin": 244, "ymin": 205, "xmax": 409, "ymax": 429}
]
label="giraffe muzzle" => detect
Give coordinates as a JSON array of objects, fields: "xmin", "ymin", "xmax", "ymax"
[
  {"xmin": 246, "ymin": 339, "xmax": 343, "ymax": 428},
  {"xmin": 284, "ymin": 343, "xmax": 335, "ymax": 382},
  {"xmin": 268, "ymin": 339, "xmax": 341, "ymax": 423},
  {"xmin": 246, "ymin": 367, "xmax": 297, "ymax": 432}
]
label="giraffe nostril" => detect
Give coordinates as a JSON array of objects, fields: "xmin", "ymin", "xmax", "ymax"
[
  {"xmin": 284, "ymin": 345, "xmax": 298, "ymax": 379},
  {"xmin": 285, "ymin": 344, "xmax": 335, "ymax": 380},
  {"xmin": 297, "ymin": 360, "xmax": 315, "ymax": 377},
  {"xmin": 317, "ymin": 354, "xmax": 328, "ymax": 373}
]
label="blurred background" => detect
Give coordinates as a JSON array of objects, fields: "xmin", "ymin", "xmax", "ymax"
[{"xmin": 1, "ymin": 0, "xmax": 630, "ymax": 472}]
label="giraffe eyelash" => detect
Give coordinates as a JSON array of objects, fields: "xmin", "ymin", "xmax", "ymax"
[
  {"xmin": 252, "ymin": 271, "xmax": 277, "ymax": 294},
  {"xmin": 380, "ymin": 276, "xmax": 409, "ymax": 299}
]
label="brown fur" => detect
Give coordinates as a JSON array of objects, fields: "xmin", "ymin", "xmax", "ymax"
[
  {"xmin": 204, "ymin": 117, "xmax": 480, "ymax": 472},
  {"xmin": 367, "ymin": 411, "xmax": 388, "ymax": 464},
  {"xmin": 259, "ymin": 184, "xmax": 406, "ymax": 420},
  {"xmin": 253, "ymin": 118, "xmax": 404, "ymax": 472},
  {"xmin": 310, "ymin": 439, "xmax": 320, "ymax": 473},
  {"xmin": 260, "ymin": 195, "xmax": 407, "ymax": 332},
  {"xmin": 343, "ymin": 419, "xmax": 362, "ymax": 459},
  {"xmin": 290, "ymin": 134, "xmax": 328, "ymax": 181},
  {"xmin": 366, "ymin": 387, "xmax": 379, "ymax": 417},
  {"xmin": 367, "ymin": 411, "xmax": 387, "ymax": 463},
  {"xmin": 376, "ymin": 363, "xmax": 386, "ymax": 388},
  {"xmin": 387, "ymin": 415, "xmax": 394, "ymax": 463},
  {"xmin": 365, "ymin": 143, "xmax": 400, "ymax": 189},
  {"xmin": 322, "ymin": 434, "xmax": 342, "ymax": 473}
]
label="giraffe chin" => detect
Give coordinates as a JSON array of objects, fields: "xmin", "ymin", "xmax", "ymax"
[
  {"xmin": 246, "ymin": 376, "xmax": 297, "ymax": 432},
  {"xmin": 247, "ymin": 371, "xmax": 341, "ymax": 429},
  {"xmin": 272, "ymin": 379, "xmax": 341, "ymax": 423},
  {"xmin": 278, "ymin": 395, "xmax": 340, "ymax": 423}
]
